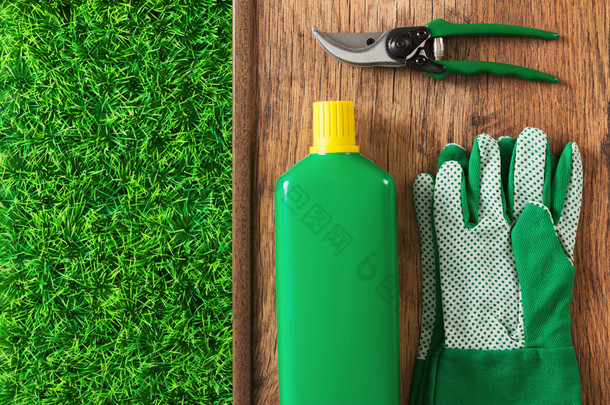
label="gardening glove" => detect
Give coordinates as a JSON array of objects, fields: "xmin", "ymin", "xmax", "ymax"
[
  {"xmin": 409, "ymin": 139, "xmax": 471, "ymax": 405},
  {"xmin": 411, "ymin": 128, "xmax": 583, "ymax": 404}
]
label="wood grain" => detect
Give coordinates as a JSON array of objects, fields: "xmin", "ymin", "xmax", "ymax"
[{"xmin": 233, "ymin": 0, "xmax": 610, "ymax": 403}]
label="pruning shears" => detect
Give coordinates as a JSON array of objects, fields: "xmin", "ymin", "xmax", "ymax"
[{"xmin": 312, "ymin": 19, "xmax": 559, "ymax": 83}]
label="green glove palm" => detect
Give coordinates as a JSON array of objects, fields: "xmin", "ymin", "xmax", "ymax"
[{"xmin": 410, "ymin": 128, "xmax": 583, "ymax": 404}]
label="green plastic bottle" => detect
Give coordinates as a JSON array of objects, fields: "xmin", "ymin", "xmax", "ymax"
[{"xmin": 275, "ymin": 101, "xmax": 400, "ymax": 405}]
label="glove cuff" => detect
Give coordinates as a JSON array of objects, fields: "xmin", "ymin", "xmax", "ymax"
[
  {"xmin": 431, "ymin": 346, "xmax": 581, "ymax": 404},
  {"xmin": 409, "ymin": 358, "xmax": 425, "ymax": 404}
]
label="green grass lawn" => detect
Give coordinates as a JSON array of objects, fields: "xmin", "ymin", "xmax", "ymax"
[{"xmin": 0, "ymin": 1, "xmax": 232, "ymax": 403}]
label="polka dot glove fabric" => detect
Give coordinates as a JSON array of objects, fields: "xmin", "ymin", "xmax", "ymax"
[
  {"xmin": 410, "ymin": 128, "xmax": 583, "ymax": 405},
  {"xmin": 434, "ymin": 134, "xmax": 525, "ymax": 350},
  {"xmin": 413, "ymin": 173, "xmax": 436, "ymax": 359}
]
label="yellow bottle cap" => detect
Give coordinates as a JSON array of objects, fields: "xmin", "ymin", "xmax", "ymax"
[{"xmin": 310, "ymin": 101, "xmax": 360, "ymax": 154}]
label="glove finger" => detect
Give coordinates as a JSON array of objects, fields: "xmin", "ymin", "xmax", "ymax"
[
  {"xmin": 434, "ymin": 160, "xmax": 468, "ymax": 232},
  {"xmin": 552, "ymin": 143, "xmax": 583, "ymax": 260},
  {"xmin": 470, "ymin": 134, "xmax": 505, "ymax": 223},
  {"xmin": 437, "ymin": 144, "xmax": 471, "ymax": 224},
  {"xmin": 498, "ymin": 136, "xmax": 516, "ymax": 205},
  {"xmin": 413, "ymin": 174, "xmax": 436, "ymax": 360},
  {"xmin": 509, "ymin": 128, "xmax": 551, "ymax": 221}
]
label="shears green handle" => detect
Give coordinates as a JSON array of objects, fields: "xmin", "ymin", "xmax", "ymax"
[
  {"xmin": 426, "ymin": 18, "xmax": 559, "ymax": 39},
  {"xmin": 424, "ymin": 19, "xmax": 559, "ymax": 82},
  {"xmin": 426, "ymin": 60, "xmax": 560, "ymax": 83}
]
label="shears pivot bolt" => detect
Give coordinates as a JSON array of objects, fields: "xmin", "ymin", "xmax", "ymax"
[{"xmin": 388, "ymin": 35, "xmax": 412, "ymax": 58}]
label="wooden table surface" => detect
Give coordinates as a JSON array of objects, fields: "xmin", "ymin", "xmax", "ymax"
[{"xmin": 233, "ymin": 0, "xmax": 610, "ymax": 403}]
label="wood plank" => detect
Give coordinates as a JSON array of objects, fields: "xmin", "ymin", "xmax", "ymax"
[
  {"xmin": 232, "ymin": 0, "xmax": 257, "ymax": 403},
  {"xmin": 233, "ymin": 0, "xmax": 610, "ymax": 403}
]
